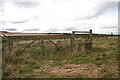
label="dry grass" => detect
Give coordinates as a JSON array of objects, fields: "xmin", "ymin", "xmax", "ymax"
[
  {"xmin": 2, "ymin": 36, "xmax": 118, "ymax": 78},
  {"xmin": 33, "ymin": 63, "xmax": 102, "ymax": 78}
]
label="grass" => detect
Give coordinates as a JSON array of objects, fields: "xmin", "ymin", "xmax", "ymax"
[
  {"xmin": 2, "ymin": 36, "xmax": 118, "ymax": 78},
  {"xmin": 103, "ymin": 73, "xmax": 118, "ymax": 78},
  {"xmin": 20, "ymin": 64, "xmax": 39, "ymax": 73}
]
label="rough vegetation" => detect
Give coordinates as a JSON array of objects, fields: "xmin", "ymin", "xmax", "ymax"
[{"xmin": 2, "ymin": 36, "xmax": 118, "ymax": 78}]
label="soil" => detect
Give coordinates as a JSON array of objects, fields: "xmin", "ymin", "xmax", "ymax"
[{"xmin": 33, "ymin": 62, "xmax": 103, "ymax": 78}]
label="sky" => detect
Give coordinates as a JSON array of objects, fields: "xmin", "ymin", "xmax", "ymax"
[{"xmin": 0, "ymin": 0, "xmax": 119, "ymax": 34}]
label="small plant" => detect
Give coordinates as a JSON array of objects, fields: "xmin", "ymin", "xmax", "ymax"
[
  {"xmin": 109, "ymin": 42, "xmax": 116, "ymax": 45},
  {"xmin": 20, "ymin": 65, "xmax": 39, "ymax": 74},
  {"xmin": 102, "ymin": 53, "xmax": 107, "ymax": 57},
  {"xmin": 103, "ymin": 73, "xmax": 117, "ymax": 78}
]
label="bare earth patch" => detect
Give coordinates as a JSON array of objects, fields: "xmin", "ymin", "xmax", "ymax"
[
  {"xmin": 33, "ymin": 63, "xmax": 103, "ymax": 78},
  {"xmin": 50, "ymin": 64, "xmax": 102, "ymax": 78}
]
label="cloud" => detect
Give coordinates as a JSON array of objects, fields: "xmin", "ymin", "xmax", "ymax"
[
  {"xmin": 0, "ymin": 2, "xmax": 40, "ymax": 25},
  {"xmin": 11, "ymin": 17, "xmax": 31, "ymax": 24},
  {"xmin": 0, "ymin": 28, "xmax": 17, "ymax": 31},
  {"xmin": 0, "ymin": 0, "xmax": 39, "ymax": 8},
  {"xmin": 0, "ymin": 2, "xmax": 4, "ymax": 16},
  {"xmin": 63, "ymin": 27, "xmax": 78, "ymax": 31},
  {"xmin": 13, "ymin": 1, "xmax": 39, "ymax": 8},
  {"xmin": 100, "ymin": 26, "xmax": 118, "ymax": 29},
  {"xmin": 0, "ymin": 17, "xmax": 30, "ymax": 25},
  {"xmin": 0, "ymin": 0, "xmax": 39, "ymax": 17},
  {"xmin": 81, "ymin": 27, "xmax": 92, "ymax": 30},
  {"xmin": 0, "ymin": 0, "xmax": 118, "ymax": 34},
  {"xmin": 47, "ymin": 27, "xmax": 60, "ymax": 32},
  {"xmin": 94, "ymin": 2, "xmax": 117, "ymax": 17},
  {"xmin": 0, "ymin": 21, "xmax": 7, "ymax": 25},
  {"xmin": 73, "ymin": 2, "xmax": 118, "ymax": 21},
  {"xmin": 1, "ymin": 0, "xmax": 39, "ymax": 8},
  {"xmin": 52, "ymin": 0, "xmax": 73, "ymax": 4},
  {"xmin": 47, "ymin": 26, "xmax": 78, "ymax": 32},
  {"xmin": 23, "ymin": 28, "xmax": 40, "ymax": 31}
]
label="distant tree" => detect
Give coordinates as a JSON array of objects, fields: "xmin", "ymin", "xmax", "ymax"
[{"xmin": 111, "ymin": 32, "xmax": 113, "ymax": 36}]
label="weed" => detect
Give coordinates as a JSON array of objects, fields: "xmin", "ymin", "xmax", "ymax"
[
  {"xmin": 103, "ymin": 73, "xmax": 118, "ymax": 78},
  {"xmin": 20, "ymin": 64, "xmax": 39, "ymax": 74}
]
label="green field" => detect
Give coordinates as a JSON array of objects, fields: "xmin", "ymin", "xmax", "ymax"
[{"xmin": 2, "ymin": 35, "xmax": 118, "ymax": 78}]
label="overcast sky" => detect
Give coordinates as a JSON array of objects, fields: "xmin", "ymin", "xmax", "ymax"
[{"xmin": 0, "ymin": 0, "xmax": 119, "ymax": 34}]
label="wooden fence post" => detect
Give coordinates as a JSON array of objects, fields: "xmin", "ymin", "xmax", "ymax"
[
  {"xmin": 89, "ymin": 29, "xmax": 92, "ymax": 41},
  {"xmin": 71, "ymin": 31, "xmax": 75, "ymax": 54},
  {"xmin": 39, "ymin": 37, "xmax": 41, "ymax": 56},
  {"xmin": 40, "ymin": 36, "xmax": 44, "ymax": 57},
  {"xmin": 89, "ymin": 29, "xmax": 92, "ymax": 49},
  {"xmin": 8, "ymin": 37, "xmax": 13, "ymax": 54}
]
